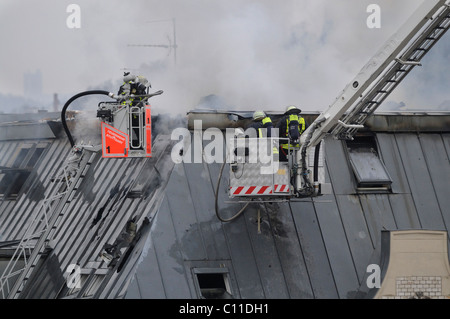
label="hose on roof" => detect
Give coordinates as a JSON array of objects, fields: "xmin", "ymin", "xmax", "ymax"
[
  {"xmin": 214, "ymin": 161, "xmax": 250, "ymax": 222},
  {"xmin": 61, "ymin": 90, "xmax": 114, "ymax": 147},
  {"xmin": 313, "ymin": 141, "xmax": 321, "ymax": 183}
]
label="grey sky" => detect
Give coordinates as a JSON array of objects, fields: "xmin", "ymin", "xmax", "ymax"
[{"xmin": 0, "ymin": 0, "xmax": 448, "ymax": 114}]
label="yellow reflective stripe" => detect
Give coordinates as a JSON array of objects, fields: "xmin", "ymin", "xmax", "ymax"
[
  {"xmin": 258, "ymin": 128, "xmax": 263, "ymax": 138},
  {"xmin": 299, "ymin": 117, "xmax": 305, "ymax": 133},
  {"xmin": 285, "ymin": 114, "xmax": 306, "ymax": 135},
  {"xmin": 281, "ymin": 143, "xmax": 299, "ymax": 149},
  {"xmin": 289, "ymin": 114, "xmax": 299, "ymax": 122},
  {"xmin": 262, "ymin": 117, "xmax": 272, "ymax": 125},
  {"xmin": 286, "ymin": 114, "xmax": 299, "ymax": 135}
]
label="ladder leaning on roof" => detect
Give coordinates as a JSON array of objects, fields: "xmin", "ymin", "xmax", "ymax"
[
  {"xmin": 332, "ymin": 0, "xmax": 450, "ymax": 141},
  {"xmin": 0, "ymin": 145, "xmax": 96, "ymax": 299},
  {"xmin": 301, "ymin": 0, "xmax": 450, "ymax": 148},
  {"xmin": 295, "ymin": 0, "xmax": 450, "ymax": 196}
]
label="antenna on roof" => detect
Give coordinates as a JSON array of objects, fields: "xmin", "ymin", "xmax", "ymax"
[{"xmin": 127, "ymin": 18, "xmax": 178, "ymax": 65}]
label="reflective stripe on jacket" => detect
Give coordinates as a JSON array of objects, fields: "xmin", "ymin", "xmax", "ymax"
[
  {"xmin": 257, "ymin": 117, "xmax": 273, "ymax": 138},
  {"xmin": 281, "ymin": 114, "xmax": 305, "ymax": 149}
]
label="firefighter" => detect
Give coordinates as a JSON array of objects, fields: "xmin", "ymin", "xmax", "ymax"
[
  {"xmin": 133, "ymin": 75, "xmax": 151, "ymax": 106},
  {"xmin": 118, "ymin": 73, "xmax": 150, "ymax": 106},
  {"xmin": 276, "ymin": 105, "xmax": 307, "ymax": 162},
  {"xmin": 118, "ymin": 72, "xmax": 136, "ymax": 106},
  {"xmin": 248, "ymin": 111, "xmax": 274, "ymax": 138},
  {"xmin": 118, "ymin": 73, "xmax": 152, "ymax": 149},
  {"xmin": 247, "ymin": 111, "xmax": 279, "ymax": 160}
]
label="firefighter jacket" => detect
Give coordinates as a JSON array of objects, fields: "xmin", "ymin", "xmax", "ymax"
[
  {"xmin": 248, "ymin": 116, "xmax": 274, "ymax": 138},
  {"xmin": 276, "ymin": 111, "xmax": 306, "ymax": 149}
]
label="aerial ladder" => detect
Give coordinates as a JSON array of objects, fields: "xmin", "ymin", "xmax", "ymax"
[{"xmin": 227, "ymin": 0, "xmax": 450, "ymax": 205}]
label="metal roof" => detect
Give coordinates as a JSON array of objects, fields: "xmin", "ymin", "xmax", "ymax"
[
  {"xmin": 0, "ymin": 116, "xmax": 177, "ymax": 298},
  {"xmin": 125, "ymin": 111, "xmax": 450, "ymax": 299},
  {"xmin": 0, "ymin": 111, "xmax": 449, "ymax": 299}
]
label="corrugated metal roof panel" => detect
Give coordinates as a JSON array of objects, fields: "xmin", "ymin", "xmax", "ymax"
[
  {"xmin": 376, "ymin": 133, "xmax": 411, "ymax": 194},
  {"xmin": 0, "ymin": 128, "xmax": 177, "ymax": 298},
  {"xmin": 279, "ymin": 201, "xmax": 322, "ymax": 298},
  {"xmin": 395, "ymin": 134, "xmax": 445, "ymax": 229}
]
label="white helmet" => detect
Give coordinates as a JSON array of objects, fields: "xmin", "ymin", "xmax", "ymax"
[
  {"xmin": 253, "ymin": 111, "xmax": 266, "ymax": 120},
  {"xmin": 286, "ymin": 105, "xmax": 301, "ymax": 113},
  {"xmin": 123, "ymin": 73, "xmax": 137, "ymax": 82}
]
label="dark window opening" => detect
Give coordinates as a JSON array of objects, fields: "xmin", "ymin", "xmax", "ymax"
[
  {"xmin": 0, "ymin": 170, "xmax": 32, "ymax": 200},
  {"xmin": 11, "ymin": 148, "xmax": 29, "ymax": 168},
  {"xmin": 195, "ymin": 272, "xmax": 233, "ymax": 299},
  {"xmin": 26, "ymin": 147, "xmax": 46, "ymax": 168},
  {"xmin": 346, "ymin": 135, "xmax": 392, "ymax": 192},
  {"xmin": 0, "ymin": 143, "xmax": 48, "ymax": 200}
]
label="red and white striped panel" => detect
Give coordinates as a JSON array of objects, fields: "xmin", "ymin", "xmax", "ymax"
[
  {"xmin": 273, "ymin": 184, "xmax": 290, "ymax": 193},
  {"xmin": 230, "ymin": 184, "xmax": 290, "ymax": 196},
  {"xmin": 230, "ymin": 186, "xmax": 272, "ymax": 196}
]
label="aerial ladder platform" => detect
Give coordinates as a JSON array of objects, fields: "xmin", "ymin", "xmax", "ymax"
[{"xmin": 228, "ymin": 0, "xmax": 449, "ymax": 201}]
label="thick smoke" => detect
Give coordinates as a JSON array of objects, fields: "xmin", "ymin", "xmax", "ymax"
[{"xmin": 0, "ymin": 0, "xmax": 448, "ymax": 116}]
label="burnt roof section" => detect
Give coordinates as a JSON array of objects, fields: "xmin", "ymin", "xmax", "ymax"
[{"xmin": 186, "ymin": 109, "xmax": 450, "ymax": 133}]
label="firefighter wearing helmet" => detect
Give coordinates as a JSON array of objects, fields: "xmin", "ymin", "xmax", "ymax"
[
  {"xmin": 118, "ymin": 72, "xmax": 151, "ymax": 106},
  {"xmin": 247, "ymin": 111, "xmax": 275, "ymax": 138},
  {"xmin": 246, "ymin": 110, "xmax": 279, "ymax": 158},
  {"xmin": 276, "ymin": 105, "xmax": 307, "ymax": 162}
]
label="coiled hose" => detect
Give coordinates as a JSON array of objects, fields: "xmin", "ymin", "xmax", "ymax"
[{"xmin": 214, "ymin": 161, "xmax": 250, "ymax": 222}]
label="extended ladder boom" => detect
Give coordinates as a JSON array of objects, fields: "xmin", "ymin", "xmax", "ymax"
[{"xmin": 300, "ymin": 0, "xmax": 450, "ymax": 148}]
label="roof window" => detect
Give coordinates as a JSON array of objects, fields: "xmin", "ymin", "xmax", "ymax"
[
  {"xmin": 345, "ymin": 135, "xmax": 392, "ymax": 192},
  {"xmin": 0, "ymin": 143, "xmax": 48, "ymax": 200}
]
